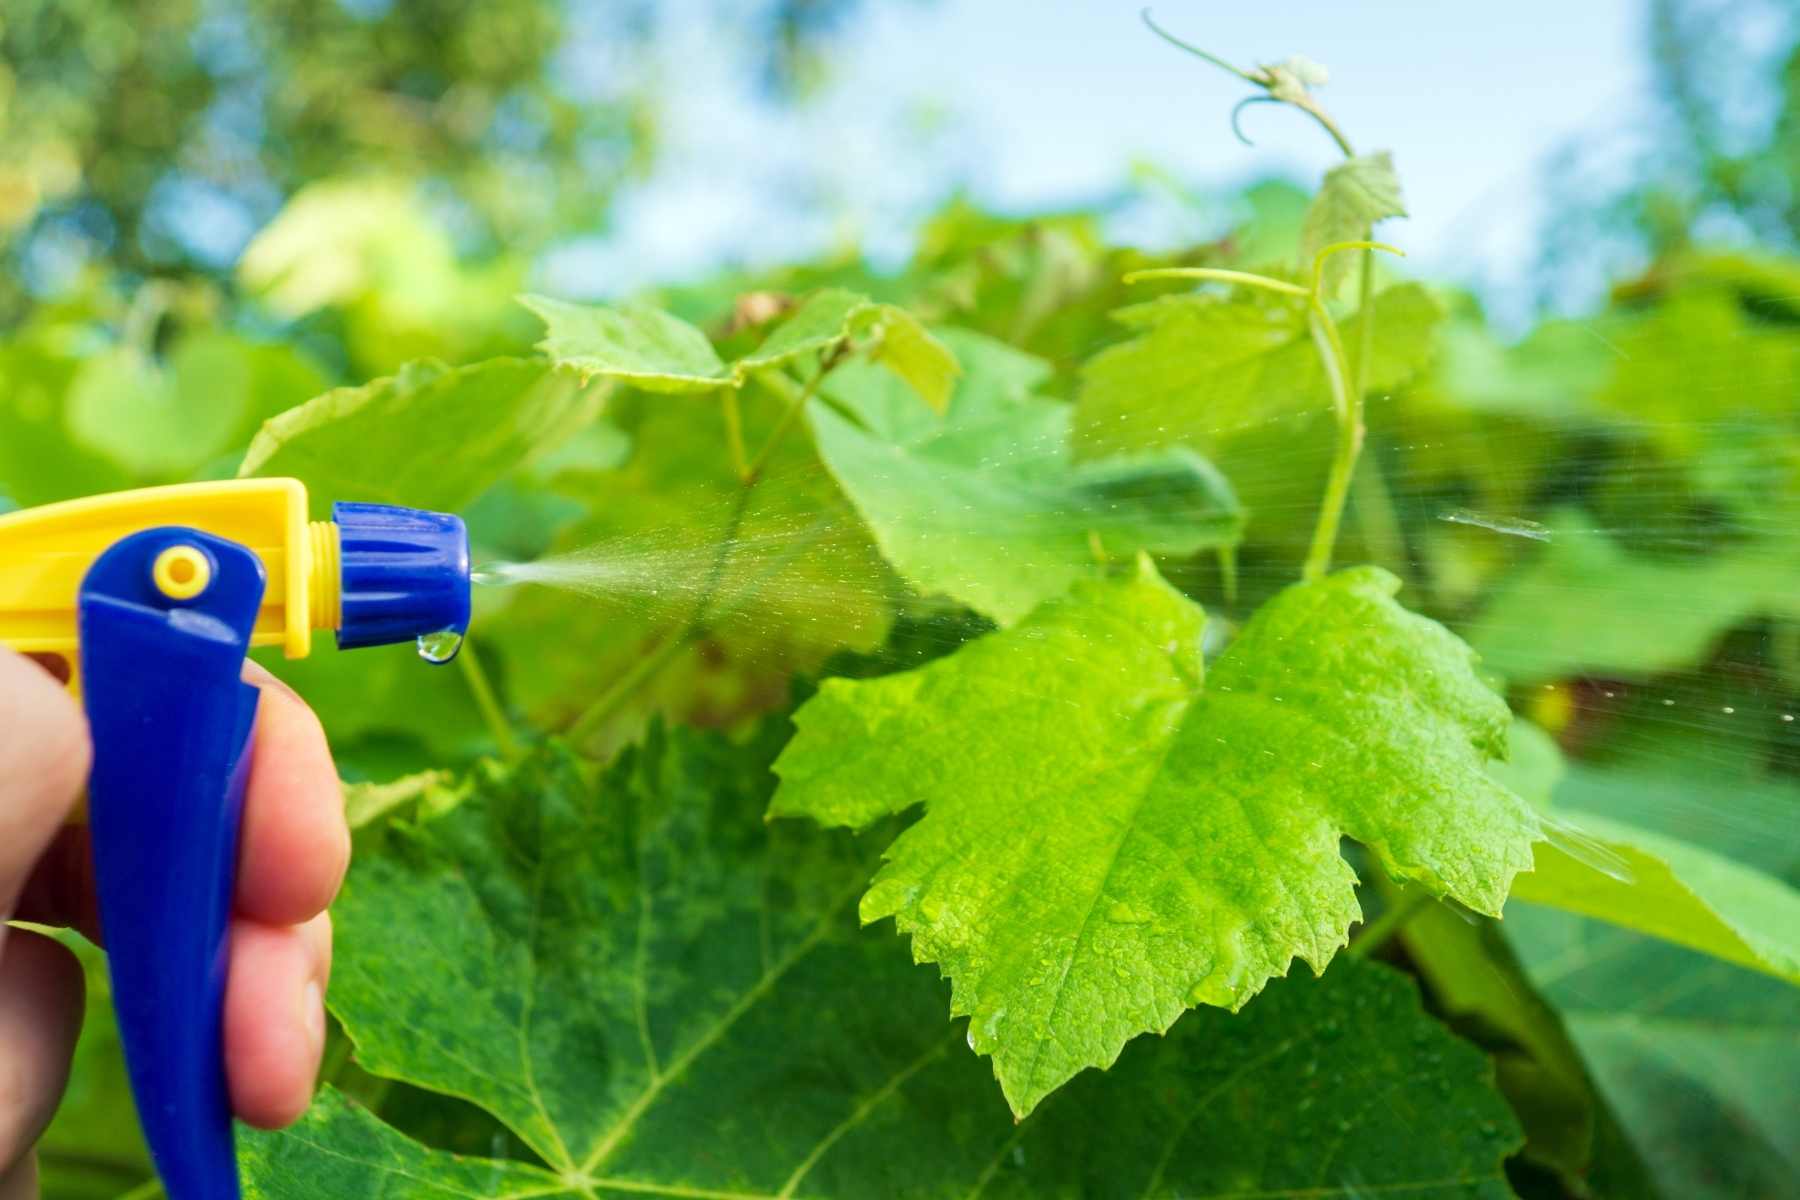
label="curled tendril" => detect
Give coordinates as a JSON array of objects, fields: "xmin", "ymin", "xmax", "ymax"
[
  {"xmin": 1309, "ymin": 240, "xmax": 1404, "ymax": 295},
  {"xmin": 1228, "ymin": 95, "xmax": 1283, "ymax": 147},
  {"xmin": 1139, "ymin": 8, "xmax": 1259, "ymax": 84}
]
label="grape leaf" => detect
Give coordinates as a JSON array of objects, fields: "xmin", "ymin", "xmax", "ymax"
[
  {"xmin": 1464, "ymin": 508, "xmax": 1800, "ymax": 682},
  {"xmin": 809, "ymin": 328, "xmax": 1243, "ymax": 623},
  {"xmin": 242, "ymin": 727, "xmax": 1522, "ymax": 1198},
  {"xmin": 1399, "ymin": 896, "xmax": 1660, "ymax": 1196},
  {"xmin": 771, "ymin": 560, "xmax": 1542, "ymax": 1115},
  {"xmin": 1507, "ymin": 770, "xmax": 1800, "ymax": 1200},
  {"xmin": 523, "ymin": 288, "xmax": 957, "ymax": 409},
  {"xmin": 1300, "ymin": 151, "xmax": 1406, "ymax": 298},
  {"xmin": 865, "ymin": 304, "xmax": 959, "ymax": 414},
  {"xmin": 1074, "ymin": 282, "xmax": 1442, "ymax": 458},
  {"xmin": 238, "ymin": 358, "xmax": 604, "ymax": 516},
  {"xmin": 1483, "ymin": 718, "xmax": 1800, "ymax": 983},
  {"xmin": 520, "ymin": 294, "xmax": 730, "ymax": 393},
  {"xmin": 1515, "ymin": 920, "xmax": 1800, "ymax": 1200},
  {"xmin": 1511, "ymin": 813, "xmax": 1800, "ymax": 984}
]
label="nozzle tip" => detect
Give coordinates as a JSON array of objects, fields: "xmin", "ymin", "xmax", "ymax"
[{"xmin": 331, "ymin": 502, "xmax": 471, "ymax": 655}]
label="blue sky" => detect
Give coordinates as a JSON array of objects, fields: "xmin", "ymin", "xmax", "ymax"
[{"xmin": 546, "ymin": 0, "xmax": 1651, "ymax": 313}]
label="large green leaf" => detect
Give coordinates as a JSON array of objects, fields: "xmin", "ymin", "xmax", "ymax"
[
  {"xmin": 238, "ymin": 358, "xmax": 604, "ymax": 515},
  {"xmin": 1300, "ymin": 152, "xmax": 1406, "ymax": 298},
  {"xmin": 809, "ymin": 329, "xmax": 1243, "ymax": 624},
  {"xmin": 771, "ymin": 561, "xmax": 1542, "ymax": 1115},
  {"xmin": 243, "ymin": 729, "xmax": 1522, "ymax": 1198},
  {"xmin": 1511, "ymin": 910, "xmax": 1800, "ymax": 1200},
  {"xmin": 1511, "ymin": 757, "xmax": 1800, "ymax": 1196},
  {"xmin": 1399, "ymin": 897, "xmax": 1659, "ymax": 1197},
  {"xmin": 1531, "ymin": 935, "xmax": 1799, "ymax": 1199},
  {"xmin": 1511, "ymin": 812, "xmax": 1800, "ymax": 984},
  {"xmin": 1486, "ymin": 722, "xmax": 1800, "ymax": 983},
  {"xmin": 1464, "ymin": 509, "xmax": 1800, "ymax": 682}
]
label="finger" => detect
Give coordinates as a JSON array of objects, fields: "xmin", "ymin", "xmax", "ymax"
[
  {"xmin": 0, "ymin": 1153, "xmax": 39, "ymax": 1200},
  {"xmin": 0, "ymin": 931, "xmax": 85, "ymax": 1177},
  {"xmin": 0, "ymin": 649, "xmax": 90, "ymax": 913},
  {"xmin": 224, "ymin": 913, "xmax": 331, "ymax": 1129},
  {"xmin": 235, "ymin": 663, "xmax": 348, "ymax": 926},
  {"xmin": 13, "ymin": 827, "xmax": 99, "ymax": 944}
]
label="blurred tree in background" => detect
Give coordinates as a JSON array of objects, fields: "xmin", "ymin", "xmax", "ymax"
[
  {"xmin": 0, "ymin": 0, "xmax": 881, "ymax": 319},
  {"xmin": 1539, "ymin": 0, "xmax": 1800, "ymax": 298}
]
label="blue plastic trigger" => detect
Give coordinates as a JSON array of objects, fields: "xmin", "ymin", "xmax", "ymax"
[{"xmin": 78, "ymin": 526, "xmax": 267, "ymax": 1200}]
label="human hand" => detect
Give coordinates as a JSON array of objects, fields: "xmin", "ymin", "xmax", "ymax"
[{"xmin": 0, "ymin": 648, "xmax": 347, "ymax": 1198}]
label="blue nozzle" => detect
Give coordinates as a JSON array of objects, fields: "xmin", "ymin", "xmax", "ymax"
[{"xmin": 332, "ymin": 502, "xmax": 471, "ymax": 656}]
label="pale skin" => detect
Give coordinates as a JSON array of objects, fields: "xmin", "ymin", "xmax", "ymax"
[{"xmin": 0, "ymin": 647, "xmax": 347, "ymax": 1199}]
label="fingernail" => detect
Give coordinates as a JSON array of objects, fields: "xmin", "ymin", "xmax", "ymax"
[{"xmin": 301, "ymin": 980, "xmax": 325, "ymax": 1048}]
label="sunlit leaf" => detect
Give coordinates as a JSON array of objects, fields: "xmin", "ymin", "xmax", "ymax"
[{"xmin": 773, "ymin": 562, "xmax": 1542, "ymax": 1115}]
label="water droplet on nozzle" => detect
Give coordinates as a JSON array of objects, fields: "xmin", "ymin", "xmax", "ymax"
[{"xmin": 417, "ymin": 629, "xmax": 465, "ymax": 664}]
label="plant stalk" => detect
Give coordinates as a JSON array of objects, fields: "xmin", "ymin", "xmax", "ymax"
[
  {"xmin": 1346, "ymin": 887, "xmax": 1433, "ymax": 958},
  {"xmin": 456, "ymin": 637, "xmax": 521, "ymax": 760},
  {"xmin": 1300, "ymin": 304, "xmax": 1361, "ymax": 582},
  {"xmin": 722, "ymin": 387, "xmax": 749, "ymax": 480}
]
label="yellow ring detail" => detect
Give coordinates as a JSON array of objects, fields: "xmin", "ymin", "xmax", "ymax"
[{"xmin": 152, "ymin": 544, "xmax": 212, "ymax": 600}]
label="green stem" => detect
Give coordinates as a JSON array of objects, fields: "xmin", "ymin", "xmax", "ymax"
[
  {"xmin": 1352, "ymin": 248, "xmax": 1377, "ymax": 398},
  {"xmin": 1300, "ymin": 303, "xmax": 1361, "ymax": 582},
  {"xmin": 1139, "ymin": 8, "xmax": 1263, "ymax": 85},
  {"xmin": 457, "ymin": 637, "xmax": 520, "ymax": 760},
  {"xmin": 1124, "ymin": 266, "xmax": 1309, "ymax": 296},
  {"xmin": 565, "ymin": 359, "xmax": 836, "ymax": 751},
  {"xmin": 721, "ymin": 387, "xmax": 749, "ymax": 481},
  {"xmin": 1347, "ymin": 887, "xmax": 1433, "ymax": 958},
  {"xmin": 114, "ymin": 1179, "xmax": 165, "ymax": 1200}
]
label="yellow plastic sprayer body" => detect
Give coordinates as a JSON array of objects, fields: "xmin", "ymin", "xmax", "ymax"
[{"xmin": 0, "ymin": 477, "xmax": 469, "ymax": 1200}]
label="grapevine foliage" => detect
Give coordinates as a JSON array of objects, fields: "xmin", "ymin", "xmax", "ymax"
[
  {"xmin": 11, "ymin": 37, "xmax": 1800, "ymax": 1200},
  {"xmin": 242, "ymin": 728, "xmax": 1524, "ymax": 1199}
]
